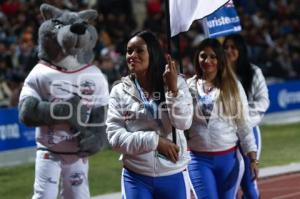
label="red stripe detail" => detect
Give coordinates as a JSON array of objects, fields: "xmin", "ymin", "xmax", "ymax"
[
  {"xmin": 39, "ymin": 61, "xmax": 93, "ymax": 73},
  {"xmin": 191, "ymin": 146, "xmax": 237, "ymax": 155},
  {"xmin": 43, "ymin": 153, "xmax": 49, "ymax": 159}
]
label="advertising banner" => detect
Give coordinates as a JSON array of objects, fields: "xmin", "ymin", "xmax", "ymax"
[
  {"xmin": 202, "ymin": 0, "xmax": 241, "ymax": 38},
  {"xmin": 0, "ymin": 108, "xmax": 35, "ymax": 151},
  {"xmin": 267, "ymin": 80, "xmax": 300, "ymax": 113}
]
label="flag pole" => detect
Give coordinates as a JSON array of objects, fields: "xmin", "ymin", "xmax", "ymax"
[
  {"xmin": 164, "ymin": 0, "xmax": 177, "ymax": 144},
  {"xmin": 164, "ymin": 0, "xmax": 171, "ymax": 53}
]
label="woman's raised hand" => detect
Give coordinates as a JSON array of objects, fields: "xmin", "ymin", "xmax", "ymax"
[{"xmin": 163, "ymin": 54, "xmax": 178, "ymax": 94}]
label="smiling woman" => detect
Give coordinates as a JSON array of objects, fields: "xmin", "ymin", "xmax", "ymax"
[
  {"xmin": 126, "ymin": 36, "xmax": 149, "ymax": 75},
  {"xmin": 186, "ymin": 38, "xmax": 258, "ymax": 199},
  {"xmin": 106, "ymin": 30, "xmax": 193, "ymax": 199}
]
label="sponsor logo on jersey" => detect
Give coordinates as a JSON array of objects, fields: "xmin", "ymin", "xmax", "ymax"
[
  {"xmin": 69, "ymin": 172, "xmax": 84, "ymax": 186},
  {"xmin": 80, "ymin": 80, "xmax": 96, "ymax": 95}
]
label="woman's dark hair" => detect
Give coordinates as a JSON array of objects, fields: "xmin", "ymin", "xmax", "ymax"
[
  {"xmin": 223, "ymin": 34, "xmax": 254, "ymax": 97},
  {"xmin": 129, "ymin": 30, "xmax": 166, "ymax": 104}
]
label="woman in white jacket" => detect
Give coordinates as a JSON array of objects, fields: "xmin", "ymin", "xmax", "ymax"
[
  {"xmin": 186, "ymin": 38, "xmax": 258, "ymax": 199},
  {"xmin": 106, "ymin": 30, "xmax": 193, "ymax": 199},
  {"xmin": 223, "ymin": 34, "xmax": 270, "ymax": 199}
]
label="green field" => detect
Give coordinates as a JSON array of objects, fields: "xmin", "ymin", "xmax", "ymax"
[
  {"xmin": 259, "ymin": 123, "xmax": 300, "ymax": 167},
  {"xmin": 0, "ymin": 123, "xmax": 299, "ymax": 198}
]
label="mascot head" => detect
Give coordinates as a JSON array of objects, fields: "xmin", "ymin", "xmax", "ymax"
[{"xmin": 38, "ymin": 4, "xmax": 98, "ymax": 70}]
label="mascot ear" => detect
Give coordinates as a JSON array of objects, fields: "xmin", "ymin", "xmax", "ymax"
[
  {"xmin": 78, "ymin": 10, "xmax": 98, "ymax": 22},
  {"xmin": 40, "ymin": 3, "xmax": 63, "ymax": 20}
]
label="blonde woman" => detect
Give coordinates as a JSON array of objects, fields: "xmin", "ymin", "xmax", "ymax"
[{"xmin": 186, "ymin": 38, "xmax": 258, "ymax": 199}]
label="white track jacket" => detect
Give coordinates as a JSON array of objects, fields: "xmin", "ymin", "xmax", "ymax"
[
  {"xmin": 186, "ymin": 76, "xmax": 257, "ymax": 154},
  {"xmin": 247, "ymin": 65, "xmax": 270, "ymax": 127},
  {"xmin": 106, "ymin": 75, "xmax": 193, "ymax": 177}
]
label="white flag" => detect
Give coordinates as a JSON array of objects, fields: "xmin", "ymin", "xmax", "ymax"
[{"xmin": 169, "ymin": 0, "xmax": 229, "ymax": 37}]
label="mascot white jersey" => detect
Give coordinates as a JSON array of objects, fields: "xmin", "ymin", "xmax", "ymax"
[{"xmin": 20, "ymin": 62, "xmax": 109, "ymax": 153}]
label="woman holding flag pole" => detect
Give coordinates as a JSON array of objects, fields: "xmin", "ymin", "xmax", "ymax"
[
  {"xmin": 106, "ymin": 30, "xmax": 193, "ymax": 199},
  {"xmin": 223, "ymin": 34, "xmax": 270, "ymax": 199},
  {"xmin": 185, "ymin": 38, "xmax": 258, "ymax": 199}
]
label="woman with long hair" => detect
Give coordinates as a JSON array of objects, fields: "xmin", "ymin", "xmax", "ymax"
[
  {"xmin": 106, "ymin": 30, "xmax": 193, "ymax": 199},
  {"xmin": 223, "ymin": 34, "xmax": 270, "ymax": 199},
  {"xmin": 186, "ymin": 38, "xmax": 258, "ymax": 199}
]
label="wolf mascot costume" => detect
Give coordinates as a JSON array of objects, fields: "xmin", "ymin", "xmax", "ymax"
[{"xmin": 19, "ymin": 4, "xmax": 109, "ymax": 199}]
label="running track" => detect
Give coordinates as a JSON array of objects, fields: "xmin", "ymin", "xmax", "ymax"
[{"xmin": 258, "ymin": 172, "xmax": 300, "ymax": 199}]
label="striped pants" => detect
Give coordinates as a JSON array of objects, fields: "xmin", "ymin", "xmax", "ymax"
[{"xmin": 188, "ymin": 148, "xmax": 244, "ymax": 199}]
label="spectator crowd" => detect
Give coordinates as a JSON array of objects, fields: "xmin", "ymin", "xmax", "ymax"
[{"xmin": 0, "ymin": 0, "xmax": 300, "ymax": 107}]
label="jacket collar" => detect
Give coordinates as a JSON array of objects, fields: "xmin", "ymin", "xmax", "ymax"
[
  {"xmin": 121, "ymin": 75, "xmax": 143, "ymax": 102},
  {"xmin": 188, "ymin": 75, "xmax": 220, "ymax": 98},
  {"xmin": 187, "ymin": 75, "xmax": 198, "ymax": 97}
]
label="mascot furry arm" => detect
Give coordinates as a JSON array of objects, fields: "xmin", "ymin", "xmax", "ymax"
[{"xmin": 19, "ymin": 3, "xmax": 109, "ymax": 156}]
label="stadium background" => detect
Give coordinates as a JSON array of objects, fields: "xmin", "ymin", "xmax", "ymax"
[
  {"xmin": 0, "ymin": 0, "xmax": 300, "ymax": 198},
  {"xmin": 1, "ymin": 0, "xmax": 300, "ymax": 98}
]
